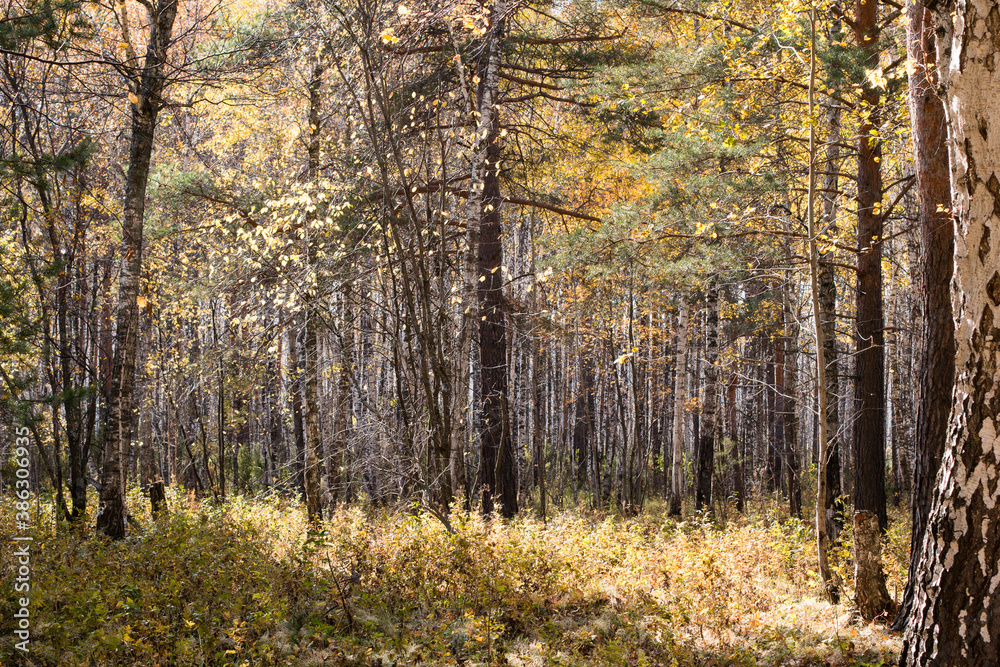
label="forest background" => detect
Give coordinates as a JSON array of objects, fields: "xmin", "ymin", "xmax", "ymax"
[{"xmin": 0, "ymin": 0, "xmax": 991, "ymax": 662}]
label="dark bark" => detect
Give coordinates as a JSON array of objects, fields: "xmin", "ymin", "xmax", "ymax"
[
  {"xmin": 149, "ymin": 479, "xmax": 167, "ymax": 518},
  {"xmin": 891, "ymin": 0, "xmax": 955, "ymax": 633},
  {"xmin": 727, "ymin": 362, "xmax": 744, "ymax": 512},
  {"xmin": 573, "ymin": 352, "xmax": 594, "ymax": 488},
  {"xmin": 475, "ymin": 0, "xmax": 517, "ymax": 518},
  {"xmin": 331, "ymin": 287, "xmax": 353, "ymax": 508},
  {"xmin": 96, "ymin": 0, "xmax": 178, "ymax": 539},
  {"xmin": 289, "ymin": 325, "xmax": 307, "ymax": 495},
  {"xmin": 670, "ymin": 298, "xmax": 689, "ymax": 516},
  {"xmin": 819, "ymin": 50, "xmax": 845, "ymax": 543},
  {"xmin": 302, "ymin": 58, "xmax": 326, "ymax": 525},
  {"xmin": 695, "ymin": 285, "xmax": 719, "ymax": 510},
  {"xmin": 783, "ymin": 286, "xmax": 802, "ymax": 518},
  {"xmin": 851, "ymin": 0, "xmax": 888, "ymax": 533}
]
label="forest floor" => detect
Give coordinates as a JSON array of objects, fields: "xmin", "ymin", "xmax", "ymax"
[{"xmin": 1, "ymin": 489, "xmax": 909, "ymax": 666}]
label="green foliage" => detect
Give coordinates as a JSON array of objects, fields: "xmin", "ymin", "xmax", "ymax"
[{"xmin": 0, "ymin": 0, "xmax": 90, "ymax": 52}]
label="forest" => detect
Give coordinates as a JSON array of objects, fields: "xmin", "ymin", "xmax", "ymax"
[{"xmin": 0, "ymin": 0, "xmax": 998, "ymax": 662}]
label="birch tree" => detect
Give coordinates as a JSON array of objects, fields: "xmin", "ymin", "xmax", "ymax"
[{"xmin": 902, "ymin": 0, "xmax": 1000, "ymax": 659}]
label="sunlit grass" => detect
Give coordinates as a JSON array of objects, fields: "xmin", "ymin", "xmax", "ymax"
[{"xmin": 0, "ymin": 488, "xmax": 905, "ymax": 666}]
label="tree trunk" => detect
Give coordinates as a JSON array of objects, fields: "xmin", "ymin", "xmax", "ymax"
[
  {"xmin": 851, "ymin": 0, "xmax": 888, "ymax": 533},
  {"xmin": 819, "ymin": 47, "xmax": 845, "ymax": 544},
  {"xmin": 300, "ymin": 58, "xmax": 327, "ymax": 525},
  {"xmin": 472, "ymin": 0, "xmax": 517, "ymax": 518},
  {"xmin": 302, "ymin": 310, "xmax": 324, "ymax": 523},
  {"xmin": 782, "ymin": 279, "xmax": 802, "ymax": 518},
  {"xmin": 727, "ymin": 361, "xmax": 744, "ymax": 512},
  {"xmin": 901, "ymin": 0, "xmax": 1000, "ymax": 660},
  {"xmin": 853, "ymin": 510, "xmax": 893, "ymax": 621},
  {"xmin": 892, "ymin": 0, "xmax": 956, "ymax": 633},
  {"xmin": 289, "ymin": 324, "xmax": 307, "ymax": 496},
  {"xmin": 695, "ymin": 284, "xmax": 719, "ymax": 510},
  {"xmin": 149, "ymin": 479, "xmax": 167, "ymax": 518},
  {"xmin": 96, "ymin": 0, "xmax": 178, "ymax": 539},
  {"xmin": 670, "ymin": 296, "xmax": 689, "ymax": 516},
  {"xmin": 805, "ymin": 11, "xmax": 838, "ymax": 602},
  {"xmin": 331, "ymin": 286, "xmax": 353, "ymax": 507}
]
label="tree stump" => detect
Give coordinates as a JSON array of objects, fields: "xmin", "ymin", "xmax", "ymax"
[
  {"xmin": 853, "ymin": 510, "xmax": 892, "ymax": 621},
  {"xmin": 149, "ymin": 479, "xmax": 168, "ymax": 518}
]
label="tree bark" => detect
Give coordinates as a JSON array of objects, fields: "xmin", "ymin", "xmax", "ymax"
[
  {"xmin": 331, "ymin": 286, "xmax": 353, "ymax": 507},
  {"xmin": 96, "ymin": 0, "xmax": 178, "ymax": 539},
  {"xmin": 853, "ymin": 510, "xmax": 893, "ymax": 621},
  {"xmin": 670, "ymin": 296, "xmax": 689, "ymax": 516},
  {"xmin": 783, "ymin": 279, "xmax": 802, "ymax": 518},
  {"xmin": 289, "ymin": 324, "xmax": 307, "ymax": 496},
  {"xmin": 819, "ymin": 38, "xmax": 845, "ymax": 544},
  {"xmin": 851, "ymin": 0, "xmax": 888, "ymax": 533},
  {"xmin": 806, "ymin": 10, "xmax": 838, "ymax": 602},
  {"xmin": 301, "ymin": 58, "xmax": 326, "ymax": 525},
  {"xmin": 901, "ymin": 0, "xmax": 1000, "ymax": 661},
  {"xmin": 695, "ymin": 284, "xmax": 719, "ymax": 510},
  {"xmin": 472, "ymin": 0, "xmax": 517, "ymax": 518},
  {"xmin": 892, "ymin": 0, "xmax": 956, "ymax": 633}
]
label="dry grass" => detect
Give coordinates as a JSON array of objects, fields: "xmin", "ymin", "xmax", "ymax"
[{"xmin": 0, "ymin": 489, "xmax": 905, "ymax": 666}]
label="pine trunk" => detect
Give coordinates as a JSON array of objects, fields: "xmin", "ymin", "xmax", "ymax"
[
  {"xmin": 472, "ymin": 0, "xmax": 516, "ymax": 518},
  {"xmin": 892, "ymin": 0, "xmax": 956, "ymax": 633},
  {"xmin": 851, "ymin": 0, "xmax": 888, "ymax": 533}
]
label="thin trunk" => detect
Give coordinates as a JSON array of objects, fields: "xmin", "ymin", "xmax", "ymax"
[
  {"xmin": 806, "ymin": 11, "xmax": 838, "ymax": 602},
  {"xmin": 331, "ymin": 287, "xmax": 353, "ymax": 507},
  {"xmin": 670, "ymin": 296, "xmax": 689, "ymax": 516},
  {"xmin": 783, "ymin": 279, "xmax": 802, "ymax": 518},
  {"xmin": 820, "ymin": 28, "xmax": 846, "ymax": 543},
  {"xmin": 727, "ymin": 361, "xmax": 744, "ymax": 512},
  {"xmin": 695, "ymin": 284, "xmax": 719, "ymax": 510}
]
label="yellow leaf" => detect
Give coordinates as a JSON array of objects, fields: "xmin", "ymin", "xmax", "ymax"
[{"xmin": 128, "ymin": 92, "xmax": 139, "ymax": 105}]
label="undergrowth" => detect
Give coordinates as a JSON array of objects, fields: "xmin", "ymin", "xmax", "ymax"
[{"xmin": 0, "ymin": 490, "xmax": 904, "ymax": 666}]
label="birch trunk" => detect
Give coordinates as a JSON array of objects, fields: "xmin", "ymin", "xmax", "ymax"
[
  {"xmin": 96, "ymin": 0, "xmax": 178, "ymax": 539},
  {"xmin": 901, "ymin": 0, "xmax": 1000, "ymax": 659}
]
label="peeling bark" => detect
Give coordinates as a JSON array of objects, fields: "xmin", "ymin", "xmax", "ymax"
[{"xmin": 902, "ymin": 0, "xmax": 1000, "ymax": 661}]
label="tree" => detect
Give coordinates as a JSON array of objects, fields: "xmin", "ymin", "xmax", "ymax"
[
  {"xmin": 901, "ymin": 0, "xmax": 1000, "ymax": 660},
  {"xmin": 805, "ymin": 7, "xmax": 837, "ymax": 603},
  {"xmin": 471, "ymin": 0, "xmax": 518, "ymax": 518},
  {"xmin": 669, "ymin": 294, "xmax": 689, "ymax": 516},
  {"xmin": 891, "ymin": 0, "xmax": 954, "ymax": 633},
  {"xmin": 96, "ymin": 0, "xmax": 179, "ymax": 539},
  {"xmin": 695, "ymin": 282, "xmax": 719, "ymax": 510},
  {"xmin": 850, "ymin": 0, "xmax": 888, "ymax": 534}
]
